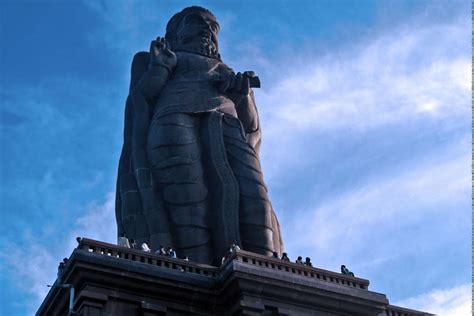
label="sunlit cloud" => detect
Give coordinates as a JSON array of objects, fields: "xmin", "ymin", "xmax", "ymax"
[
  {"xmin": 0, "ymin": 192, "xmax": 116, "ymax": 314},
  {"xmin": 284, "ymin": 148, "xmax": 469, "ymax": 256},
  {"xmin": 394, "ymin": 283, "xmax": 471, "ymax": 316},
  {"xmin": 255, "ymin": 17, "xmax": 469, "ymax": 134}
]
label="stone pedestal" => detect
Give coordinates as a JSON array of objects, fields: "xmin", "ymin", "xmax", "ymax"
[{"xmin": 36, "ymin": 238, "xmax": 433, "ymax": 316}]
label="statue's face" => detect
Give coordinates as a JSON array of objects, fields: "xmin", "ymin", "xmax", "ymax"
[{"xmin": 174, "ymin": 10, "xmax": 220, "ymax": 58}]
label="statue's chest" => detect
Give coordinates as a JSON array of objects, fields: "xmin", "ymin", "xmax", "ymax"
[
  {"xmin": 153, "ymin": 52, "xmax": 235, "ymax": 116},
  {"xmin": 172, "ymin": 52, "xmax": 221, "ymax": 81}
]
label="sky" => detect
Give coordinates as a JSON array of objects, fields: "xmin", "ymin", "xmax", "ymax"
[{"xmin": 0, "ymin": 0, "xmax": 471, "ymax": 315}]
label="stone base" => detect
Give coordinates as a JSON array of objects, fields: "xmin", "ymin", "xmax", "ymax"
[{"xmin": 36, "ymin": 238, "xmax": 433, "ymax": 316}]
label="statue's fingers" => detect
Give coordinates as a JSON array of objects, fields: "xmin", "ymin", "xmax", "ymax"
[
  {"xmin": 151, "ymin": 37, "xmax": 162, "ymax": 51},
  {"xmin": 243, "ymin": 71, "xmax": 255, "ymax": 78},
  {"xmin": 161, "ymin": 38, "xmax": 175, "ymax": 57},
  {"xmin": 242, "ymin": 76, "xmax": 250, "ymax": 95},
  {"xmin": 234, "ymin": 72, "xmax": 243, "ymax": 92},
  {"xmin": 150, "ymin": 40, "xmax": 160, "ymax": 55},
  {"xmin": 157, "ymin": 36, "xmax": 167, "ymax": 46},
  {"xmin": 229, "ymin": 73, "xmax": 236, "ymax": 90}
]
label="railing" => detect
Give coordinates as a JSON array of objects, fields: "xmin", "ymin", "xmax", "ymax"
[
  {"xmin": 76, "ymin": 238, "xmax": 369, "ymax": 290},
  {"xmin": 233, "ymin": 249, "xmax": 370, "ymax": 290},
  {"xmin": 382, "ymin": 305, "xmax": 434, "ymax": 316},
  {"xmin": 77, "ymin": 238, "xmax": 219, "ymax": 277}
]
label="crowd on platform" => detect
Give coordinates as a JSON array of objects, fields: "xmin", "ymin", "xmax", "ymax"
[
  {"xmin": 105, "ymin": 235, "xmax": 356, "ymax": 277},
  {"xmin": 117, "ymin": 234, "xmax": 185, "ymax": 260}
]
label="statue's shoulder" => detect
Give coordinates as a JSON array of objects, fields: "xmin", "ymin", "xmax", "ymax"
[
  {"xmin": 129, "ymin": 51, "xmax": 150, "ymax": 91},
  {"xmin": 218, "ymin": 61, "xmax": 233, "ymax": 72},
  {"xmin": 132, "ymin": 51, "xmax": 150, "ymax": 64}
]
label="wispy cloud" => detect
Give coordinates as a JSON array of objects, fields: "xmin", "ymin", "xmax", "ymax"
[
  {"xmin": 255, "ymin": 16, "xmax": 469, "ymax": 134},
  {"xmin": 251, "ymin": 14, "xmax": 470, "ymax": 197},
  {"xmin": 394, "ymin": 283, "xmax": 471, "ymax": 316},
  {"xmin": 277, "ymin": 137, "xmax": 470, "ymax": 302},
  {"xmin": 68, "ymin": 192, "xmax": 117, "ymax": 248},
  {"xmin": 283, "ymin": 147, "xmax": 470, "ymax": 255},
  {"xmin": 0, "ymin": 192, "xmax": 116, "ymax": 315}
]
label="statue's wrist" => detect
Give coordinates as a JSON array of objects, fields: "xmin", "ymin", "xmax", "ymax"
[{"xmin": 149, "ymin": 62, "xmax": 172, "ymax": 76}]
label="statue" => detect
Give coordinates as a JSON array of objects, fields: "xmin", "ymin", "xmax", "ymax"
[{"xmin": 115, "ymin": 6, "xmax": 283, "ymax": 265}]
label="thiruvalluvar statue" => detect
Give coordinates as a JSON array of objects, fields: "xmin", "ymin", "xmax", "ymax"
[{"xmin": 116, "ymin": 6, "xmax": 283, "ymax": 265}]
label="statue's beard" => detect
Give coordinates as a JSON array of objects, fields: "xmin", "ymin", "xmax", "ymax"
[{"xmin": 174, "ymin": 36, "xmax": 220, "ymax": 60}]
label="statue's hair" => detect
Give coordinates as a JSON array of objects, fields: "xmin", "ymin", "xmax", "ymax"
[{"xmin": 165, "ymin": 6, "xmax": 218, "ymax": 48}]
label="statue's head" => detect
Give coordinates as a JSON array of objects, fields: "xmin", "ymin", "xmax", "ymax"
[{"xmin": 165, "ymin": 6, "xmax": 221, "ymax": 60}]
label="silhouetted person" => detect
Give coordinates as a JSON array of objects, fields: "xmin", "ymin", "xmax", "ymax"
[
  {"xmin": 304, "ymin": 257, "xmax": 312, "ymax": 267},
  {"xmin": 118, "ymin": 233, "xmax": 130, "ymax": 248},
  {"xmin": 281, "ymin": 252, "xmax": 290, "ymax": 261},
  {"xmin": 168, "ymin": 247, "xmax": 177, "ymax": 258},
  {"xmin": 295, "ymin": 256, "xmax": 303, "ymax": 264},
  {"xmin": 183, "ymin": 256, "xmax": 189, "ymax": 261},
  {"xmin": 57, "ymin": 262, "xmax": 65, "ymax": 277},
  {"xmin": 231, "ymin": 243, "xmax": 240, "ymax": 252},
  {"xmin": 129, "ymin": 239, "xmax": 137, "ymax": 249},
  {"xmin": 341, "ymin": 265, "xmax": 355, "ymax": 277},
  {"xmin": 155, "ymin": 245, "xmax": 166, "ymax": 255},
  {"xmin": 272, "ymin": 251, "xmax": 279, "ymax": 258},
  {"xmin": 222, "ymin": 245, "xmax": 237, "ymax": 265},
  {"xmin": 141, "ymin": 242, "xmax": 151, "ymax": 252},
  {"xmin": 154, "ymin": 246, "xmax": 166, "ymax": 255}
]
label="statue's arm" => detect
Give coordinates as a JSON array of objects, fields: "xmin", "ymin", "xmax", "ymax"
[
  {"xmin": 235, "ymin": 90, "xmax": 262, "ymax": 154},
  {"xmin": 133, "ymin": 60, "xmax": 172, "ymax": 103},
  {"xmin": 116, "ymin": 51, "xmax": 150, "ymax": 239},
  {"xmin": 129, "ymin": 38, "xmax": 176, "ymax": 159},
  {"xmin": 217, "ymin": 64, "xmax": 262, "ymax": 154},
  {"xmin": 129, "ymin": 56, "xmax": 172, "ymax": 165},
  {"xmin": 130, "ymin": 37, "xmax": 177, "ymax": 101},
  {"xmin": 117, "ymin": 38, "xmax": 176, "ymax": 241}
]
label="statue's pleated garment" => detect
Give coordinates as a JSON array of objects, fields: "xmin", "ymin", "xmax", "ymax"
[{"xmin": 147, "ymin": 110, "xmax": 282, "ymax": 264}]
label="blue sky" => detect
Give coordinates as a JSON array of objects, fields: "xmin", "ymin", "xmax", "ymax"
[{"xmin": 0, "ymin": 1, "xmax": 471, "ymax": 315}]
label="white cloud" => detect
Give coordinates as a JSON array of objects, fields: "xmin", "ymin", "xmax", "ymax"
[
  {"xmin": 0, "ymin": 192, "xmax": 116, "ymax": 315},
  {"xmin": 394, "ymin": 283, "xmax": 471, "ymax": 316},
  {"xmin": 253, "ymin": 17, "xmax": 470, "ymax": 135},
  {"xmin": 68, "ymin": 192, "xmax": 117, "ymax": 248},
  {"xmin": 282, "ymin": 143, "xmax": 470, "ymax": 266},
  {"xmin": 251, "ymin": 16, "xmax": 470, "ymax": 184}
]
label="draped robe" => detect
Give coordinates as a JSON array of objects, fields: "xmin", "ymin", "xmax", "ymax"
[{"xmin": 116, "ymin": 51, "xmax": 283, "ymax": 264}]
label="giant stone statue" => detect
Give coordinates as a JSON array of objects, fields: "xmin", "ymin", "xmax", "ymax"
[{"xmin": 116, "ymin": 6, "xmax": 283, "ymax": 265}]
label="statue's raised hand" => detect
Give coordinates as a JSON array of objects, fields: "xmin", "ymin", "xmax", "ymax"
[{"xmin": 149, "ymin": 37, "xmax": 177, "ymax": 74}]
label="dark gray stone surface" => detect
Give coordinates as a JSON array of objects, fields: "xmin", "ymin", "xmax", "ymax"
[
  {"xmin": 37, "ymin": 239, "xmax": 433, "ymax": 316},
  {"xmin": 115, "ymin": 6, "xmax": 283, "ymax": 265},
  {"xmin": 36, "ymin": 239, "xmax": 404, "ymax": 316}
]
